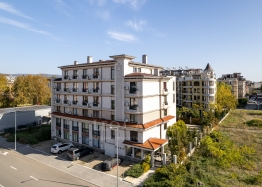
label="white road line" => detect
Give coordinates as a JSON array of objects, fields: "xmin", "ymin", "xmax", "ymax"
[
  {"xmin": 30, "ymin": 176, "xmax": 38, "ymax": 181},
  {"xmin": 10, "ymin": 166, "xmax": 17, "ymax": 170}
]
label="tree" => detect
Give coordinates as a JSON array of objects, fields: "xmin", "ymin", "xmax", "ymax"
[
  {"xmin": 216, "ymin": 82, "xmax": 237, "ymax": 112},
  {"xmin": 12, "ymin": 75, "xmax": 51, "ymax": 106},
  {"xmin": 0, "ymin": 74, "xmax": 10, "ymax": 107}
]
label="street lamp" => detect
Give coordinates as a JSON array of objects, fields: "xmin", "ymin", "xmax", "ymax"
[{"xmin": 110, "ymin": 126, "xmax": 119, "ymax": 187}]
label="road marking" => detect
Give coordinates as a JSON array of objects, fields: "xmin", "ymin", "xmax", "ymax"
[
  {"xmin": 0, "ymin": 151, "xmax": 9, "ymax": 156},
  {"xmin": 30, "ymin": 176, "xmax": 38, "ymax": 181},
  {"xmin": 10, "ymin": 166, "xmax": 17, "ymax": 170}
]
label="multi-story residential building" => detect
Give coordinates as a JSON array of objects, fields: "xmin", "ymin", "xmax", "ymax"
[
  {"xmin": 160, "ymin": 63, "xmax": 216, "ymax": 109},
  {"xmin": 51, "ymin": 54, "xmax": 176, "ymax": 165},
  {"xmin": 218, "ymin": 73, "xmax": 247, "ymax": 98}
]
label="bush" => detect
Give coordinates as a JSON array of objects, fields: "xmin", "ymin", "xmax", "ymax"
[
  {"xmin": 125, "ymin": 163, "xmax": 144, "ymax": 178},
  {"xmin": 141, "ymin": 161, "xmax": 150, "ymax": 173},
  {"xmin": 246, "ymin": 119, "xmax": 262, "ymax": 127}
]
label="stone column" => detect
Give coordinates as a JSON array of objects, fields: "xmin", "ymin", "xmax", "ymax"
[
  {"xmin": 151, "ymin": 151, "xmax": 154, "ymax": 167},
  {"xmin": 173, "ymin": 155, "xmax": 177, "ymax": 164},
  {"xmin": 161, "ymin": 146, "xmax": 164, "ymax": 154},
  {"xmin": 162, "ymin": 153, "xmax": 166, "ymax": 165}
]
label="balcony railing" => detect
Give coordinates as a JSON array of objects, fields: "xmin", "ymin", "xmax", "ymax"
[
  {"xmin": 64, "ymin": 88, "xmax": 68, "ymax": 92},
  {"xmin": 164, "ymin": 88, "xmax": 168, "ymax": 92},
  {"xmin": 129, "ymin": 88, "xmax": 137, "ymax": 94},
  {"xmin": 130, "ymin": 105, "xmax": 138, "ymax": 110},
  {"xmin": 111, "ymin": 105, "xmax": 115, "ymax": 110},
  {"xmin": 93, "ymin": 74, "xmax": 99, "ymax": 79},
  {"xmin": 63, "ymin": 100, "xmax": 69, "ymax": 104},
  {"xmin": 64, "ymin": 75, "xmax": 69, "ymax": 79},
  {"xmin": 73, "ymin": 88, "xmax": 78, "ymax": 92},
  {"xmin": 82, "ymin": 75, "xmax": 88, "ymax": 79},
  {"xmin": 56, "ymin": 99, "xmax": 61, "ymax": 103},
  {"xmin": 82, "ymin": 88, "xmax": 88, "ymax": 92},
  {"xmin": 82, "ymin": 128, "xmax": 89, "ymax": 133},
  {"xmin": 93, "ymin": 102, "xmax": 99, "ymax": 107},
  {"xmin": 72, "ymin": 126, "xmax": 79, "ymax": 131},
  {"xmin": 56, "ymin": 88, "xmax": 61, "ymax": 91},
  {"xmin": 93, "ymin": 88, "xmax": 99, "ymax": 93},
  {"xmin": 82, "ymin": 101, "xmax": 88, "ymax": 106},
  {"xmin": 64, "ymin": 124, "xmax": 69, "ymax": 129},
  {"xmin": 92, "ymin": 130, "xmax": 100, "ymax": 136},
  {"xmin": 72, "ymin": 75, "xmax": 78, "ymax": 79},
  {"xmin": 56, "ymin": 123, "xmax": 61, "ymax": 127},
  {"xmin": 72, "ymin": 101, "xmax": 78, "ymax": 105},
  {"xmin": 164, "ymin": 102, "xmax": 168, "ymax": 105}
]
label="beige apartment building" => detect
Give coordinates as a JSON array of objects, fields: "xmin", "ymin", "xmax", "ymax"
[
  {"xmin": 51, "ymin": 54, "xmax": 176, "ymax": 165},
  {"xmin": 161, "ymin": 63, "xmax": 216, "ymax": 109},
  {"xmin": 218, "ymin": 73, "xmax": 247, "ymax": 98}
]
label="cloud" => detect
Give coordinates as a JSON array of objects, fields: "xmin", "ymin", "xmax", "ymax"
[
  {"xmin": 126, "ymin": 20, "xmax": 146, "ymax": 31},
  {"xmin": 53, "ymin": 0, "xmax": 73, "ymax": 18},
  {"xmin": 0, "ymin": 16, "xmax": 52, "ymax": 36},
  {"xmin": 107, "ymin": 31, "xmax": 136, "ymax": 42},
  {"xmin": 89, "ymin": 0, "xmax": 107, "ymax": 6},
  {"xmin": 0, "ymin": 2, "xmax": 33, "ymax": 20},
  {"xmin": 97, "ymin": 10, "xmax": 110, "ymax": 20},
  {"xmin": 112, "ymin": 0, "xmax": 146, "ymax": 10}
]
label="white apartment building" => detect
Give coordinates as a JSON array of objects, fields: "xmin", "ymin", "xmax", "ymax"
[
  {"xmin": 161, "ymin": 63, "xmax": 216, "ymax": 109},
  {"xmin": 51, "ymin": 54, "xmax": 176, "ymax": 165}
]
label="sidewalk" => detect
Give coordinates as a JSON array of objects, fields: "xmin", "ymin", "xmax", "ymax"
[
  {"xmin": 0, "ymin": 136, "xmax": 133, "ymax": 187},
  {"xmin": 124, "ymin": 168, "xmax": 157, "ymax": 187}
]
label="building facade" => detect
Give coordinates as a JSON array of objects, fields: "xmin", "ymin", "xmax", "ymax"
[
  {"xmin": 160, "ymin": 63, "xmax": 216, "ymax": 109},
  {"xmin": 51, "ymin": 54, "xmax": 176, "ymax": 164},
  {"xmin": 218, "ymin": 73, "xmax": 247, "ymax": 99}
]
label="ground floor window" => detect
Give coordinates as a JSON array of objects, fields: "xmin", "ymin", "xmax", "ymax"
[
  {"xmin": 93, "ymin": 138, "xmax": 100, "ymax": 148},
  {"xmin": 134, "ymin": 148, "xmax": 141, "ymax": 159},
  {"xmin": 73, "ymin": 133, "xmax": 78, "ymax": 142},
  {"xmin": 64, "ymin": 131, "xmax": 69, "ymax": 140},
  {"xmin": 56, "ymin": 129, "xmax": 61, "ymax": 137},
  {"xmin": 82, "ymin": 136, "xmax": 89, "ymax": 145},
  {"xmin": 126, "ymin": 146, "xmax": 132, "ymax": 156}
]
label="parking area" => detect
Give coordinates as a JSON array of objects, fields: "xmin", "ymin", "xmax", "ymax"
[{"xmin": 33, "ymin": 140, "xmax": 133, "ymax": 177}]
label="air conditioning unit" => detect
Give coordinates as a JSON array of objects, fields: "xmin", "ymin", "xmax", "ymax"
[
  {"xmin": 88, "ymin": 114, "xmax": 92, "ymax": 117},
  {"xmin": 125, "ymin": 118, "xmax": 129, "ymax": 122},
  {"xmin": 124, "ymin": 86, "xmax": 129, "ymax": 90},
  {"xmin": 124, "ymin": 102, "xmax": 129, "ymax": 106}
]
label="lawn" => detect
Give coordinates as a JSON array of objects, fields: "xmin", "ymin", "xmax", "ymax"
[{"xmin": 4, "ymin": 125, "xmax": 51, "ymax": 145}]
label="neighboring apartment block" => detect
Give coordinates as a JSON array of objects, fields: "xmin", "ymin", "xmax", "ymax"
[
  {"xmin": 51, "ymin": 54, "xmax": 176, "ymax": 165},
  {"xmin": 218, "ymin": 73, "xmax": 247, "ymax": 98},
  {"xmin": 160, "ymin": 63, "xmax": 216, "ymax": 109}
]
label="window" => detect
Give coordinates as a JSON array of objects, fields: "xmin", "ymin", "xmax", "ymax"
[
  {"xmin": 73, "ymin": 96, "xmax": 78, "ymax": 104},
  {"xmin": 73, "ymin": 108, "xmax": 78, "ymax": 115},
  {"xmin": 111, "ymin": 130, "xmax": 115, "ymax": 139},
  {"xmin": 82, "ymin": 122, "xmax": 89, "ymax": 133},
  {"xmin": 83, "ymin": 109, "xmax": 88, "ymax": 116},
  {"xmin": 83, "ymin": 96, "xmax": 88, "ymax": 105},
  {"xmin": 133, "ymin": 67, "xmax": 137, "ymax": 72},
  {"xmin": 173, "ymin": 81, "xmax": 175, "ymax": 91},
  {"xmin": 56, "ymin": 129, "xmax": 61, "ymax": 137},
  {"xmin": 130, "ymin": 114, "xmax": 136, "ymax": 122},
  {"xmin": 73, "ymin": 133, "xmax": 78, "ymax": 142},
  {"xmin": 111, "ymin": 68, "xmax": 114, "ymax": 80},
  {"xmin": 130, "ymin": 82, "xmax": 137, "ymax": 93},
  {"xmin": 111, "ymin": 115, "xmax": 115, "ymax": 120},
  {"xmin": 56, "ymin": 106, "xmax": 61, "ymax": 112},
  {"xmin": 82, "ymin": 136, "xmax": 89, "ymax": 145},
  {"xmin": 93, "ymin": 97, "xmax": 99, "ymax": 106},
  {"xmin": 163, "ymin": 82, "xmax": 167, "ymax": 89},
  {"xmin": 73, "ymin": 70, "xmax": 78, "ymax": 79},
  {"xmin": 111, "ymin": 100, "xmax": 115, "ymax": 109},
  {"xmin": 64, "ymin": 83, "xmax": 68, "ymax": 91},
  {"xmin": 130, "ymin": 131, "xmax": 138, "ymax": 142},
  {"xmin": 73, "ymin": 83, "xmax": 78, "ymax": 92},
  {"xmin": 164, "ymin": 109, "xmax": 167, "ymax": 116},
  {"xmin": 154, "ymin": 69, "xmax": 158, "ymax": 76},
  {"xmin": 93, "ymin": 138, "xmax": 100, "ymax": 148},
  {"xmin": 93, "ymin": 82, "xmax": 99, "ymax": 92},
  {"xmin": 93, "ymin": 68, "xmax": 99, "ymax": 78},
  {"xmin": 93, "ymin": 110, "xmax": 99, "ymax": 118},
  {"xmin": 64, "ymin": 70, "xmax": 68, "ymax": 79},
  {"xmin": 164, "ymin": 123, "xmax": 167, "ymax": 130},
  {"xmin": 138, "ymin": 68, "xmax": 141, "ymax": 72},
  {"xmin": 111, "ymin": 85, "xmax": 115, "ymax": 94},
  {"xmin": 92, "ymin": 124, "xmax": 100, "ymax": 136},
  {"xmin": 173, "ymin": 94, "xmax": 175, "ymax": 103},
  {"xmin": 64, "ymin": 131, "xmax": 69, "ymax": 140}
]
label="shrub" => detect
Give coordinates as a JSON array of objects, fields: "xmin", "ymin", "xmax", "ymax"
[
  {"xmin": 246, "ymin": 119, "xmax": 262, "ymax": 127},
  {"xmin": 141, "ymin": 161, "xmax": 150, "ymax": 173},
  {"xmin": 125, "ymin": 163, "xmax": 144, "ymax": 178}
]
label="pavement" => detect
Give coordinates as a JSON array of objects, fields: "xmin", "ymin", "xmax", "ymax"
[
  {"xmin": 0, "ymin": 136, "xmax": 133, "ymax": 187},
  {"xmin": 0, "ymin": 146, "xmax": 96, "ymax": 187}
]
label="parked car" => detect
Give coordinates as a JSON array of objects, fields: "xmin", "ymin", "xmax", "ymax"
[
  {"xmin": 51, "ymin": 142, "xmax": 74, "ymax": 154},
  {"xmin": 101, "ymin": 158, "xmax": 122, "ymax": 171},
  {"xmin": 66, "ymin": 147, "xmax": 93, "ymax": 160}
]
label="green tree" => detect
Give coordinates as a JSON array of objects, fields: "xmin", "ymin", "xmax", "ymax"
[
  {"xmin": 216, "ymin": 82, "xmax": 237, "ymax": 112},
  {"xmin": 0, "ymin": 74, "xmax": 10, "ymax": 107}
]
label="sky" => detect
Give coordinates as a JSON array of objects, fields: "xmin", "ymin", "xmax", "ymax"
[{"xmin": 0, "ymin": 0, "xmax": 261, "ymax": 81}]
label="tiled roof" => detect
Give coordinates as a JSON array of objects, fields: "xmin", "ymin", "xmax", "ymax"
[
  {"xmin": 125, "ymin": 73, "xmax": 156, "ymax": 77},
  {"xmin": 51, "ymin": 112, "xmax": 175, "ymax": 130},
  {"xmin": 123, "ymin": 138, "xmax": 168, "ymax": 150},
  {"xmin": 204, "ymin": 63, "xmax": 213, "ymax": 71}
]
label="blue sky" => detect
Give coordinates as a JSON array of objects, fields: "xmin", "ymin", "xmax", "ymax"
[{"xmin": 0, "ymin": 0, "xmax": 261, "ymax": 81}]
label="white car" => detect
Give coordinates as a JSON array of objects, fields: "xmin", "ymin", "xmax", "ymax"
[{"xmin": 51, "ymin": 142, "xmax": 74, "ymax": 154}]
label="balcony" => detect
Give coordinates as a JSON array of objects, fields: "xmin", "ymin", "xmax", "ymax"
[
  {"xmin": 164, "ymin": 101, "xmax": 168, "ymax": 105},
  {"xmin": 64, "ymin": 88, "xmax": 69, "ymax": 92},
  {"xmin": 56, "ymin": 99, "xmax": 61, "ymax": 103},
  {"xmin": 93, "ymin": 88, "xmax": 99, "ymax": 93},
  {"xmin": 82, "ymin": 75, "xmax": 88, "ymax": 79},
  {"xmin": 129, "ymin": 105, "xmax": 138, "ymax": 110},
  {"xmin": 93, "ymin": 74, "xmax": 99, "ymax": 79},
  {"xmin": 111, "ymin": 105, "xmax": 115, "ymax": 110},
  {"xmin": 93, "ymin": 102, "xmax": 99, "ymax": 107},
  {"xmin": 82, "ymin": 88, "xmax": 88, "ymax": 92},
  {"xmin": 56, "ymin": 123, "xmax": 61, "ymax": 127},
  {"xmin": 164, "ymin": 88, "xmax": 168, "ymax": 92},
  {"xmin": 92, "ymin": 130, "xmax": 100, "ymax": 136},
  {"xmin": 82, "ymin": 128, "xmax": 89, "ymax": 133},
  {"xmin": 82, "ymin": 101, "xmax": 88, "ymax": 106},
  {"xmin": 56, "ymin": 88, "xmax": 61, "ymax": 92},
  {"xmin": 63, "ymin": 100, "xmax": 69, "ymax": 104},
  {"xmin": 72, "ymin": 75, "xmax": 78, "ymax": 79},
  {"xmin": 72, "ymin": 101, "xmax": 78, "ymax": 105},
  {"xmin": 64, "ymin": 124, "xmax": 69, "ymax": 129},
  {"xmin": 64, "ymin": 75, "xmax": 69, "ymax": 79},
  {"xmin": 73, "ymin": 88, "xmax": 78, "ymax": 92},
  {"xmin": 129, "ymin": 88, "xmax": 138, "ymax": 94},
  {"xmin": 72, "ymin": 126, "xmax": 79, "ymax": 131}
]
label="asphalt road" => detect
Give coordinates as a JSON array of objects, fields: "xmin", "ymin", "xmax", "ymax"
[{"xmin": 0, "ymin": 147, "xmax": 97, "ymax": 187}]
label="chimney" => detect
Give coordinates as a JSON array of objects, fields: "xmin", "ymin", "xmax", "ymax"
[
  {"xmin": 74, "ymin": 61, "xmax": 78, "ymax": 65},
  {"xmin": 87, "ymin": 56, "xmax": 93, "ymax": 63},
  {"xmin": 142, "ymin": 54, "xmax": 147, "ymax": 64}
]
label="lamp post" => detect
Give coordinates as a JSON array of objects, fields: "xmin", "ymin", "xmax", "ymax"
[{"xmin": 110, "ymin": 126, "xmax": 119, "ymax": 187}]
